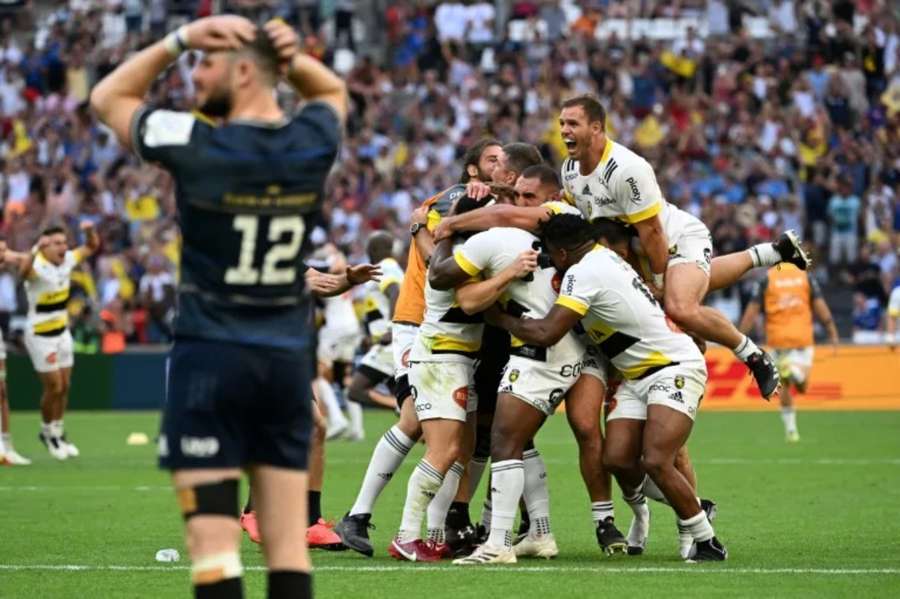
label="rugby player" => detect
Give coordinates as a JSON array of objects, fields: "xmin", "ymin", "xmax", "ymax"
[
  {"xmin": 492, "ymin": 213, "xmax": 728, "ymax": 561},
  {"xmin": 739, "ymin": 264, "xmax": 839, "ymax": 442},
  {"xmin": 0, "ymin": 223, "xmax": 99, "ymax": 460},
  {"xmin": 436, "ymin": 95, "xmax": 811, "ymax": 400},
  {"xmin": 889, "ymin": 284, "xmax": 900, "ymax": 349},
  {"xmin": 0, "ymin": 328, "xmax": 30, "ymax": 465},
  {"xmin": 91, "ymin": 15, "xmax": 346, "ymax": 598},
  {"xmin": 347, "ymin": 232, "xmax": 404, "ymax": 411},
  {"xmin": 335, "ymin": 138, "xmax": 502, "ymax": 557}
]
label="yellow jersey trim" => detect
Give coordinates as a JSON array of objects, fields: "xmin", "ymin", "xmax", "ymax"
[
  {"xmin": 556, "ymin": 295, "xmax": 589, "ymax": 316},
  {"xmin": 623, "ymin": 200, "xmax": 662, "ymax": 224},
  {"xmin": 431, "ymin": 335, "xmax": 481, "ymax": 353},
  {"xmin": 37, "ymin": 288, "xmax": 70, "ymax": 306},
  {"xmin": 426, "ymin": 209, "xmax": 442, "ymax": 233},
  {"xmin": 617, "ymin": 351, "xmax": 673, "ymax": 380},
  {"xmin": 454, "ymin": 251, "xmax": 482, "ymax": 277},
  {"xmin": 378, "ymin": 276, "xmax": 401, "ymax": 293},
  {"xmin": 599, "ymin": 138, "xmax": 614, "ymax": 164}
]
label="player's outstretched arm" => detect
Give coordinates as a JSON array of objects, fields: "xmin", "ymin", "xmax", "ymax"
[
  {"xmin": 456, "ymin": 249, "xmax": 539, "ymax": 315},
  {"xmin": 433, "ymin": 205, "xmax": 550, "ymax": 241},
  {"xmin": 91, "ymin": 15, "xmax": 256, "ymax": 149},
  {"xmin": 812, "ymin": 297, "xmax": 840, "ymax": 351},
  {"xmin": 491, "ymin": 304, "xmax": 581, "ymax": 347},
  {"xmin": 267, "ymin": 20, "xmax": 348, "ymax": 123},
  {"xmin": 0, "ymin": 243, "xmax": 36, "ymax": 279},
  {"xmin": 305, "ymin": 264, "xmax": 382, "ymax": 297},
  {"xmin": 75, "ymin": 222, "xmax": 101, "ymax": 260},
  {"xmin": 738, "ymin": 299, "xmax": 761, "ymax": 336}
]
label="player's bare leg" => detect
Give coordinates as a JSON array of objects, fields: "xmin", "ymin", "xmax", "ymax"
[
  {"xmin": 391, "ymin": 417, "xmax": 464, "ymax": 561},
  {"xmin": 37, "ymin": 370, "xmax": 67, "ymax": 460},
  {"xmin": 455, "ymin": 394, "xmax": 544, "ymax": 565},
  {"xmin": 642, "ymin": 405, "xmax": 726, "ymax": 561},
  {"xmin": 0, "ymin": 366, "xmax": 27, "ymax": 464},
  {"xmin": 55, "ymin": 366, "xmax": 78, "ymax": 457},
  {"xmin": 347, "ymin": 371, "xmax": 395, "ymax": 409},
  {"xmin": 602, "ymin": 418, "xmax": 650, "ymax": 554},
  {"xmin": 666, "ymin": 263, "xmax": 779, "ymax": 398},
  {"xmin": 425, "ymin": 414, "xmax": 475, "ymax": 556},
  {"xmin": 305, "ymin": 398, "xmax": 344, "ymax": 550},
  {"xmin": 174, "ymin": 468, "xmax": 246, "ymax": 597},
  {"xmin": 565, "ymin": 374, "xmax": 626, "ymax": 554},
  {"xmin": 779, "ymin": 361, "xmax": 807, "ymax": 442},
  {"xmin": 251, "ymin": 465, "xmax": 313, "ymax": 594},
  {"xmin": 709, "ymin": 231, "xmax": 811, "ymax": 292}
]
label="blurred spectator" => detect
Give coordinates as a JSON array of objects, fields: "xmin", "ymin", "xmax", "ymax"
[
  {"xmin": 139, "ymin": 254, "xmax": 175, "ymax": 343},
  {"xmin": 828, "ymin": 177, "xmax": 861, "ymax": 266}
]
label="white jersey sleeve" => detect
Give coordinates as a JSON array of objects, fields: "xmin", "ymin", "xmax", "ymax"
[
  {"xmin": 889, "ymin": 286, "xmax": 900, "ymax": 318},
  {"xmin": 454, "ymin": 230, "xmax": 502, "ymax": 278},
  {"xmin": 555, "ymin": 260, "xmax": 598, "ymax": 316},
  {"xmin": 610, "ymin": 158, "xmax": 664, "ymax": 224}
]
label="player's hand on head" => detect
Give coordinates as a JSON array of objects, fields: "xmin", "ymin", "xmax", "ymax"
[
  {"xmin": 465, "ymin": 180, "xmax": 492, "ymax": 200},
  {"xmin": 347, "ymin": 264, "xmax": 382, "ymax": 286},
  {"xmin": 513, "ymin": 249, "xmax": 540, "ymax": 278},
  {"xmin": 184, "ymin": 15, "xmax": 256, "ymax": 52},
  {"xmin": 263, "ymin": 18, "xmax": 301, "ymax": 65},
  {"xmin": 489, "ymin": 183, "xmax": 515, "ymax": 204}
]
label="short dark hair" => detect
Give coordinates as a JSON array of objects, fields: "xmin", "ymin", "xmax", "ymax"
[
  {"xmin": 236, "ymin": 27, "xmax": 281, "ymax": 85},
  {"xmin": 591, "ymin": 218, "xmax": 631, "ymax": 247},
  {"xmin": 460, "ymin": 137, "xmax": 501, "ymax": 183},
  {"xmin": 561, "ymin": 94, "xmax": 606, "ymax": 126},
  {"xmin": 366, "ymin": 231, "xmax": 394, "ymax": 262},
  {"xmin": 41, "ymin": 225, "xmax": 66, "ymax": 237},
  {"xmin": 540, "ymin": 214, "xmax": 594, "ymax": 251},
  {"xmin": 502, "ymin": 142, "xmax": 542, "ymax": 177},
  {"xmin": 520, "ymin": 164, "xmax": 560, "ymax": 189}
]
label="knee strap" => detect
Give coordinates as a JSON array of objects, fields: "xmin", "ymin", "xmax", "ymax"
[
  {"xmin": 192, "ymin": 551, "xmax": 243, "ymax": 584},
  {"xmin": 393, "ymin": 374, "xmax": 412, "ymax": 407},
  {"xmin": 177, "ymin": 479, "xmax": 240, "ymax": 521}
]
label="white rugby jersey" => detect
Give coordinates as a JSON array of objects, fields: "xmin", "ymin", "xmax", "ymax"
[
  {"xmin": 26, "ymin": 250, "xmax": 83, "ymax": 335},
  {"xmin": 453, "ymin": 224, "xmax": 585, "ymax": 366},
  {"xmin": 411, "ymin": 241, "xmax": 484, "ymax": 363},
  {"xmin": 322, "ymin": 291, "xmax": 362, "ymax": 336},
  {"xmin": 889, "ymin": 286, "xmax": 900, "ymax": 319},
  {"xmin": 361, "ymin": 257, "xmax": 404, "ymax": 342},
  {"xmin": 555, "ymin": 245, "xmax": 704, "ymax": 380},
  {"xmin": 561, "ymin": 139, "xmax": 690, "ymax": 236}
]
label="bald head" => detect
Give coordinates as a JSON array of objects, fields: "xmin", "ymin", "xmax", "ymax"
[{"xmin": 367, "ymin": 231, "xmax": 394, "ymax": 263}]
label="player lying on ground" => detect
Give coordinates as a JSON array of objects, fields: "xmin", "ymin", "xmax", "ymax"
[
  {"xmin": 0, "ymin": 222, "xmax": 100, "ymax": 461},
  {"xmin": 491, "ymin": 214, "xmax": 728, "ymax": 562},
  {"xmin": 91, "ymin": 15, "xmax": 346, "ymax": 599}
]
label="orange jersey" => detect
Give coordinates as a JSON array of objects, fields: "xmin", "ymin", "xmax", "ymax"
[
  {"xmin": 754, "ymin": 264, "xmax": 821, "ymax": 348},
  {"xmin": 392, "ymin": 185, "xmax": 465, "ymax": 325}
]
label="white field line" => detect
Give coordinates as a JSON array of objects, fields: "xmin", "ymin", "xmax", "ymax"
[{"xmin": 0, "ymin": 564, "xmax": 898, "ymax": 575}]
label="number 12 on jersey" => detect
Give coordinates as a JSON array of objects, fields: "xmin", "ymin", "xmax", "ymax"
[{"xmin": 224, "ymin": 215, "xmax": 305, "ymax": 286}]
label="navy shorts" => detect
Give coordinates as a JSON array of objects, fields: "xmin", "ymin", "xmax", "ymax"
[{"xmin": 159, "ymin": 339, "xmax": 313, "ymax": 471}]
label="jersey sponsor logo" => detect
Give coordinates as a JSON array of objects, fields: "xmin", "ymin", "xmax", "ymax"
[
  {"xmin": 564, "ymin": 274, "xmax": 576, "ymax": 295},
  {"xmin": 453, "ymin": 386, "xmax": 469, "ymax": 409},
  {"xmin": 674, "ymin": 375, "xmax": 685, "ymax": 389},
  {"xmin": 581, "ymin": 184, "xmax": 592, "ymax": 196},
  {"xmin": 564, "ymin": 173, "xmax": 578, "ymax": 181},
  {"xmin": 595, "ymin": 196, "xmax": 616, "ymax": 207},
  {"xmin": 180, "ymin": 436, "xmax": 220, "ymax": 458},
  {"xmin": 626, "ymin": 177, "xmax": 641, "ymax": 203}
]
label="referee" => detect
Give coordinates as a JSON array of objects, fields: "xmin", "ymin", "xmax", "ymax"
[{"xmin": 91, "ymin": 15, "xmax": 346, "ymax": 599}]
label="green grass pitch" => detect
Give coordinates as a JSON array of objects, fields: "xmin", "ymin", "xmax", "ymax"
[{"xmin": 2, "ymin": 410, "xmax": 900, "ymax": 598}]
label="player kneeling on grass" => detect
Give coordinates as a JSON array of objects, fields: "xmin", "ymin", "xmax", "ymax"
[
  {"xmin": 490, "ymin": 214, "xmax": 727, "ymax": 562},
  {"xmin": 0, "ymin": 222, "xmax": 100, "ymax": 461}
]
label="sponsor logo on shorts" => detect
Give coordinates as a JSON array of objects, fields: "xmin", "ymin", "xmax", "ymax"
[
  {"xmin": 648, "ymin": 383, "xmax": 672, "ymax": 394},
  {"xmin": 46, "ymin": 352, "xmax": 57, "ymax": 365},
  {"xmin": 508, "ymin": 369, "xmax": 520, "ymax": 383},
  {"xmin": 668, "ymin": 391, "xmax": 684, "ymax": 403},
  {"xmin": 626, "ymin": 177, "xmax": 641, "ymax": 203},
  {"xmin": 703, "ymin": 247, "xmax": 712, "ymax": 265},
  {"xmin": 559, "ymin": 361, "xmax": 584, "ymax": 377},
  {"xmin": 674, "ymin": 375, "xmax": 685, "ymax": 389},
  {"xmin": 668, "ymin": 244, "xmax": 679, "ymax": 257},
  {"xmin": 548, "ymin": 388, "xmax": 566, "ymax": 408},
  {"xmin": 606, "ymin": 396, "xmax": 618, "ymax": 414},
  {"xmin": 415, "ymin": 401, "xmax": 432, "ymax": 413},
  {"xmin": 180, "ymin": 436, "xmax": 220, "ymax": 458},
  {"xmin": 499, "ymin": 384, "xmax": 513, "ymax": 394},
  {"xmin": 452, "ymin": 386, "xmax": 469, "ymax": 409}
]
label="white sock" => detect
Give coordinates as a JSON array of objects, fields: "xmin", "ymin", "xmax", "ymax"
[
  {"xmin": 487, "ymin": 459, "xmax": 524, "ymax": 549},
  {"xmin": 346, "ymin": 400, "xmax": 364, "ymax": 437},
  {"xmin": 523, "ymin": 448, "xmax": 551, "ymax": 536},
  {"xmin": 623, "ymin": 489, "xmax": 650, "ymax": 520},
  {"xmin": 0, "ymin": 432, "xmax": 5, "ymax": 454},
  {"xmin": 678, "ymin": 511, "xmax": 715, "ymax": 543},
  {"xmin": 591, "ymin": 500, "xmax": 615, "ymax": 524},
  {"xmin": 641, "ymin": 474, "xmax": 669, "ymax": 504},
  {"xmin": 481, "ymin": 498, "xmax": 492, "ymax": 530},
  {"xmin": 398, "ymin": 460, "xmax": 444, "ymax": 543},
  {"xmin": 350, "ymin": 425, "xmax": 414, "ymax": 516},
  {"xmin": 749, "ymin": 242, "xmax": 781, "ymax": 267},
  {"xmin": 315, "ymin": 378, "xmax": 348, "ymax": 430},
  {"xmin": 41, "ymin": 421, "xmax": 53, "ymax": 438},
  {"xmin": 733, "ymin": 335, "xmax": 761, "ymax": 361},
  {"xmin": 51, "ymin": 420, "xmax": 63, "ymax": 438},
  {"xmin": 781, "ymin": 407, "xmax": 798, "ymax": 434},
  {"xmin": 467, "ymin": 456, "xmax": 488, "ymax": 501},
  {"xmin": 426, "ymin": 461, "xmax": 463, "ymax": 544}
]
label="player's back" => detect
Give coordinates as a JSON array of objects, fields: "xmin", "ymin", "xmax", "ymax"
[{"xmin": 133, "ymin": 103, "xmax": 341, "ymax": 349}]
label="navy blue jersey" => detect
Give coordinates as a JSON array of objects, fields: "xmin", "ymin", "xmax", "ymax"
[{"xmin": 132, "ymin": 103, "xmax": 340, "ymax": 349}]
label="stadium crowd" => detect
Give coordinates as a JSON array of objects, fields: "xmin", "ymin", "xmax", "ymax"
[{"xmin": 0, "ymin": 0, "xmax": 898, "ymax": 350}]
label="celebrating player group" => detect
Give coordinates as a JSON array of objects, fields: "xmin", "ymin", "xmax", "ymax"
[{"xmin": 74, "ymin": 12, "xmax": 816, "ymax": 598}]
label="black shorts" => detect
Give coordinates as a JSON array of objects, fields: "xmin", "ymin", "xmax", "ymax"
[
  {"xmin": 159, "ymin": 339, "xmax": 313, "ymax": 471},
  {"xmin": 474, "ymin": 325, "xmax": 510, "ymax": 416}
]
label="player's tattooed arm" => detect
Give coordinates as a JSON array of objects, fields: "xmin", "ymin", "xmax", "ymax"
[
  {"xmin": 490, "ymin": 304, "xmax": 582, "ymax": 347},
  {"xmin": 456, "ymin": 249, "xmax": 539, "ymax": 315}
]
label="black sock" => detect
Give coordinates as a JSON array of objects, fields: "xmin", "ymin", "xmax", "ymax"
[
  {"xmin": 446, "ymin": 501, "xmax": 471, "ymax": 529},
  {"xmin": 518, "ymin": 507, "xmax": 531, "ymax": 534},
  {"xmin": 268, "ymin": 571, "xmax": 311, "ymax": 599},
  {"xmin": 308, "ymin": 490, "xmax": 322, "ymax": 526},
  {"xmin": 195, "ymin": 578, "xmax": 243, "ymax": 599}
]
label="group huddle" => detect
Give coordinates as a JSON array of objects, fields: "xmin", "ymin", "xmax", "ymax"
[{"xmin": 328, "ymin": 95, "xmax": 811, "ymax": 565}]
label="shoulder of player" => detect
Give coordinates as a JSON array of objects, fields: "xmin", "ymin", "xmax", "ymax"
[
  {"xmin": 561, "ymin": 157, "xmax": 580, "ymax": 187},
  {"xmin": 606, "ymin": 142, "xmax": 652, "ymax": 183},
  {"xmin": 135, "ymin": 108, "xmax": 203, "ymax": 151},
  {"xmin": 430, "ymin": 184, "xmax": 467, "ymax": 216}
]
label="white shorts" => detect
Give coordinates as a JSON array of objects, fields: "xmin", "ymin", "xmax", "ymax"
[
  {"xmin": 318, "ymin": 327, "xmax": 362, "ymax": 364},
  {"xmin": 391, "ymin": 323, "xmax": 418, "ymax": 379},
  {"xmin": 772, "ymin": 347, "xmax": 814, "ymax": 384},
  {"xmin": 408, "ymin": 360, "xmax": 478, "ymax": 422},
  {"xmin": 607, "ymin": 363, "xmax": 707, "ymax": 422},
  {"xmin": 665, "ymin": 209, "xmax": 712, "ymax": 276},
  {"xmin": 25, "ymin": 330, "xmax": 74, "ymax": 373},
  {"xmin": 581, "ymin": 346, "xmax": 609, "ymax": 387},
  {"xmin": 497, "ymin": 355, "xmax": 585, "ymax": 416},
  {"xmin": 359, "ymin": 343, "xmax": 394, "ymax": 378}
]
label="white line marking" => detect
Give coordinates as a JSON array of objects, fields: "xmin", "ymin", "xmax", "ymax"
[{"xmin": 0, "ymin": 564, "xmax": 898, "ymax": 575}]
